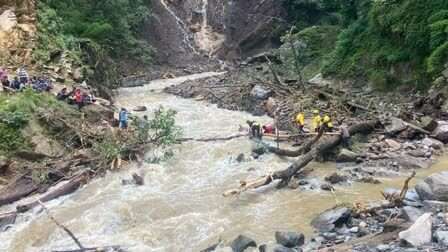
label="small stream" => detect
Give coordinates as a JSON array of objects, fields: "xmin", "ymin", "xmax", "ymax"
[{"xmin": 1, "ymin": 73, "xmax": 447, "ymax": 252}]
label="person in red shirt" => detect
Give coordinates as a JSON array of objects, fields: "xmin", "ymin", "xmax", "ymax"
[
  {"xmin": 262, "ymin": 124, "xmax": 275, "ymax": 134},
  {"xmin": 74, "ymin": 89, "xmax": 83, "ymax": 109}
]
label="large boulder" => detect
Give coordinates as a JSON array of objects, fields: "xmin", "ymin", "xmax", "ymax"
[
  {"xmin": 399, "ymin": 213, "xmax": 432, "ymax": 247},
  {"xmin": 250, "ymin": 85, "xmax": 272, "ymax": 100},
  {"xmin": 311, "ymin": 207, "xmax": 351, "ymax": 232},
  {"xmin": 336, "ymin": 149, "xmax": 359, "ymax": 163},
  {"xmin": 274, "ymin": 231, "xmax": 305, "ymax": 248},
  {"xmin": 415, "ymin": 172, "xmax": 448, "ymax": 201},
  {"xmin": 391, "ymin": 155, "xmax": 432, "ymax": 170},
  {"xmin": 385, "ymin": 118, "xmax": 407, "ymax": 136},
  {"xmin": 418, "ymin": 116, "xmax": 438, "ymax": 132},
  {"xmin": 433, "ymin": 121, "xmax": 448, "ymax": 143},
  {"xmin": 421, "ymin": 137, "xmax": 444, "ymax": 150},
  {"xmin": 230, "ymin": 235, "xmax": 257, "ymax": 252}
]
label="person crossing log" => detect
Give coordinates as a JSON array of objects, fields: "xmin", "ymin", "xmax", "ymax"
[{"xmin": 223, "ymin": 120, "xmax": 380, "ymax": 196}]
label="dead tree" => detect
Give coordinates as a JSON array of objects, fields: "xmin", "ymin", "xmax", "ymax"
[{"xmin": 224, "ymin": 120, "xmax": 380, "ymax": 196}]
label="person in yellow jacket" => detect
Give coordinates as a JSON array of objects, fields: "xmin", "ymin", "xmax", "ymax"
[
  {"xmin": 295, "ymin": 112, "xmax": 305, "ymax": 133},
  {"xmin": 322, "ymin": 114, "xmax": 334, "ymax": 132},
  {"xmin": 312, "ymin": 110, "xmax": 321, "ymax": 132}
]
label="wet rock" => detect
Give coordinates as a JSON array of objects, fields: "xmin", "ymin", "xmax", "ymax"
[
  {"xmin": 385, "ymin": 139, "xmax": 401, "ymax": 151},
  {"xmin": 402, "ymin": 206, "xmax": 424, "ymax": 222},
  {"xmin": 422, "ymin": 137, "xmax": 444, "ymax": 150},
  {"xmin": 407, "ymin": 150, "xmax": 426, "ymax": 158},
  {"xmin": 132, "ymin": 173, "xmax": 144, "ymax": 186},
  {"xmin": 275, "ymin": 231, "xmax": 305, "ymax": 248},
  {"xmin": 320, "ymin": 183, "xmax": 334, "ymax": 191},
  {"xmin": 376, "ymin": 244, "xmax": 390, "ymax": 252},
  {"xmin": 325, "ymin": 172, "xmax": 347, "ymax": 184},
  {"xmin": 0, "ymin": 212, "xmax": 16, "ymax": 232},
  {"xmin": 133, "ymin": 106, "xmax": 147, "ymax": 112},
  {"xmin": 385, "ymin": 118, "xmax": 407, "ymax": 136},
  {"xmin": 399, "ymin": 213, "xmax": 432, "ymax": 247},
  {"xmin": 298, "ymin": 180, "xmax": 308, "ymax": 186},
  {"xmin": 392, "ymin": 155, "xmax": 431, "ymax": 170},
  {"xmin": 357, "ymin": 176, "xmax": 381, "ymax": 184},
  {"xmin": 252, "ymin": 146, "xmax": 266, "ymax": 156},
  {"xmin": 230, "ymin": 235, "xmax": 257, "ymax": 252},
  {"xmin": 415, "ymin": 172, "xmax": 448, "ymax": 201},
  {"xmin": 311, "ymin": 207, "xmax": 352, "ymax": 232},
  {"xmin": 433, "ymin": 122, "xmax": 448, "ymax": 143},
  {"xmin": 336, "ymin": 149, "xmax": 359, "ymax": 162},
  {"xmin": 250, "ymin": 85, "xmax": 272, "ymax": 100},
  {"xmin": 287, "ymin": 178, "xmax": 300, "ymax": 189},
  {"xmin": 435, "ymin": 230, "xmax": 448, "ymax": 246},
  {"xmin": 236, "ymin": 153, "xmax": 245, "ymax": 162}
]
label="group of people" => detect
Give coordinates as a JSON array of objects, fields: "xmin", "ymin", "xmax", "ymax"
[
  {"xmin": 298, "ymin": 110, "xmax": 334, "ymax": 133},
  {"xmin": 56, "ymin": 84, "xmax": 96, "ymax": 109},
  {"xmin": 247, "ymin": 109, "xmax": 350, "ymax": 147},
  {"xmin": 0, "ymin": 67, "xmax": 53, "ymax": 92}
]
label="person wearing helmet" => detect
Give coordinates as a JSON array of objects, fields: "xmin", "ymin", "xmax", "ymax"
[
  {"xmin": 295, "ymin": 112, "xmax": 305, "ymax": 133},
  {"xmin": 322, "ymin": 114, "xmax": 334, "ymax": 132},
  {"xmin": 312, "ymin": 110, "xmax": 321, "ymax": 132}
]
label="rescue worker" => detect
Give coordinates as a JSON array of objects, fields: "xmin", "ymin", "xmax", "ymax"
[
  {"xmin": 312, "ymin": 110, "xmax": 321, "ymax": 132},
  {"xmin": 322, "ymin": 114, "xmax": 334, "ymax": 132},
  {"xmin": 246, "ymin": 120, "xmax": 261, "ymax": 139},
  {"xmin": 119, "ymin": 108, "xmax": 129, "ymax": 130},
  {"xmin": 295, "ymin": 112, "xmax": 305, "ymax": 133}
]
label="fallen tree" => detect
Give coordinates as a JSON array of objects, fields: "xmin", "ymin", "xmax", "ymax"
[{"xmin": 223, "ymin": 120, "xmax": 380, "ymax": 196}]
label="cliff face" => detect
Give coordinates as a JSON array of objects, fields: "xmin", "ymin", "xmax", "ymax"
[
  {"xmin": 0, "ymin": 0, "xmax": 36, "ymax": 67},
  {"xmin": 144, "ymin": 0, "xmax": 286, "ymax": 66}
]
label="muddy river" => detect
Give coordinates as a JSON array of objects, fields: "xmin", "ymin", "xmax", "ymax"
[{"xmin": 1, "ymin": 73, "xmax": 447, "ymax": 252}]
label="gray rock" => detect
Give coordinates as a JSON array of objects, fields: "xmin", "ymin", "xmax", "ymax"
[
  {"xmin": 133, "ymin": 106, "xmax": 147, "ymax": 112},
  {"xmin": 433, "ymin": 122, "xmax": 448, "ymax": 143},
  {"xmin": 392, "ymin": 155, "xmax": 431, "ymax": 170},
  {"xmin": 350, "ymin": 227, "xmax": 359, "ymax": 233},
  {"xmin": 325, "ymin": 172, "xmax": 348, "ymax": 184},
  {"xmin": 236, "ymin": 153, "xmax": 245, "ymax": 162},
  {"xmin": 402, "ymin": 206, "xmax": 424, "ymax": 222},
  {"xmin": 385, "ymin": 118, "xmax": 407, "ymax": 136},
  {"xmin": 275, "ymin": 231, "xmax": 305, "ymax": 248},
  {"xmin": 418, "ymin": 116, "xmax": 439, "ymax": 132},
  {"xmin": 311, "ymin": 207, "xmax": 352, "ymax": 232},
  {"xmin": 415, "ymin": 172, "xmax": 448, "ymax": 201},
  {"xmin": 407, "ymin": 150, "xmax": 426, "ymax": 158},
  {"xmin": 250, "ymin": 85, "xmax": 272, "ymax": 100},
  {"xmin": 230, "ymin": 235, "xmax": 257, "ymax": 252},
  {"xmin": 252, "ymin": 146, "xmax": 266, "ymax": 156},
  {"xmin": 337, "ymin": 149, "xmax": 359, "ymax": 163},
  {"xmin": 435, "ymin": 230, "xmax": 448, "ymax": 246},
  {"xmin": 320, "ymin": 183, "xmax": 334, "ymax": 191},
  {"xmin": 422, "ymin": 137, "xmax": 443, "ymax": 150},
  {"xmin": 376, "ymin": 244, "xmax": 390, "ymax": 252},
  {"xmin": 399, "ymin": 213, "xmax": 432, "ymax": 247}
]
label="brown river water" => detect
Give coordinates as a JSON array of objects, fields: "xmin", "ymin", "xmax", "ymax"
[{"xmin": 1, "ymin": 72, "xmax": 447, "ymax": 252}]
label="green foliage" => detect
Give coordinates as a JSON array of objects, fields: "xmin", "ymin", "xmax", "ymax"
[
  {"xmin": 278, "ymin": 25, "xmax": 341, "ymax": 79},
  {"xmin": 0, "ymin": 89, "xmax": 71, "ymax": 155},
  {"xmin": 93, "ymin": 137, "xmax": 124, "ymax": 163},
  {"xmin": 149, "ymin": 107, "xmax": 182, "ymax": 146},
  {"xmin": 427, "ymin": 42, "xmax": 448, "ymax": 76}
]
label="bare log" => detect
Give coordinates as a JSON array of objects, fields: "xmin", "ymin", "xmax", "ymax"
[
  {"xmin": 177, "ymin": 133, "xmax": 248, "ymax": 142},
  {"xmin": 266, "ymin": 120, "xmax": 379, "ymax": 157},
  {"xmin": 224, "ymin": 120, "xmax": 380, "ymax": 196},
  {"xmin": 17, "ymin": 172, "xmax": 88, "ymax": 213}
]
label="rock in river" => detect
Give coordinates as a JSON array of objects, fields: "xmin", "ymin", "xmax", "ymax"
[
  {"xmin": 275, "ymin": 231, "xmax": 305, "ymax": 248},
  {"xmin": 415, "ymin": 172, "xmax": 448, "ymax": 201},
  {"xmin": 230, "ymin": 235, "xmax": 257, "ymax": 252},
  {"xmin": 311, "ymin": 207, "xmax": 351, "ymax": 232},
  {"xmin": 399, "ymin": 213, "xmax": 432, "ymax": 247},
  {"xmin": 336, "ymin": 149, "xmax": 359, "ymax": 163},
  {"xmin": 259, "ymin": 244, "xmax": 296, "ymax": 252},
  {"xmin": 433, "ymin": 122, "xmax": 448, "ymax": 143}
]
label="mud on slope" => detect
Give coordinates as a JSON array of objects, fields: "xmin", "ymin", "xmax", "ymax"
[{"xmin": 144, "ymin": 0, "xmax": 287, "ymax": 66}]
